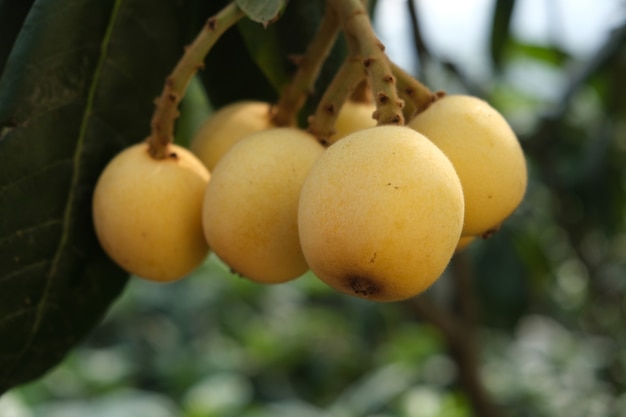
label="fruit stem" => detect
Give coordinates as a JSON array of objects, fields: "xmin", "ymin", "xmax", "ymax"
[
  {"xmin": 390, "ymin": 61, "xmax": 444, "ymax": 121},
  {"xmin": 350, "ymin": 78, "xmax": 373, "ymax": 104},
  {"xmin": 307, "ymin": 56, "xmax": 366, "ymax": 145},
  {"xmin": 147, "ymin": 2, "xmax": 244, "ymax": 159},
  {"xmin": 328, "ymin": 0, "xmax": 404, "ymax": 126},
  {"xmin": 271, "ymin": 5, "xmax": 341, "ymax": 127}
]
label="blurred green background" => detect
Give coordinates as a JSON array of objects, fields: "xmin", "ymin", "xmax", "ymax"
[{"xmin": 2, "ymin": 0, "xmax": 626, "ymax": 416}]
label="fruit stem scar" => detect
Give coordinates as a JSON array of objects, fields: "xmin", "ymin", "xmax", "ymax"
[
  {"xmin": 345, "ymin": 274, "xmax": 382, "ymax": 297},
  {"xmin": 147, "ymin": 3, "xmax": 244, "ymax": 159}
]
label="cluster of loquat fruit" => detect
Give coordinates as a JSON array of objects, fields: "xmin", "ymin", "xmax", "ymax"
[{"xmin": 92, "ymin": 91, "xmax": 527, "ymax": 302}]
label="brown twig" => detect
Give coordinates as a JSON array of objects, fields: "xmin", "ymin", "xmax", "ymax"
[
  {"xmin": 350, "ymin": 78, "xmax": 373, "ymax": 104},
  {"xmin": 271, "ymin": 5, "xmax": 341, "ymax": 127},
  {"xmin": 328, "ymin": 0, "xmax": 404, "ymax": 126},
  {"xmin": 147, "ymin": 3, "xmax": 244, "ymax": 159},
  {"xmin": 307, "ymin": 57, "xmax": 366, "ymax": 145},
  {"xmin": 390, "ymin": 60, "xmax": 442, "ymax": 120}
]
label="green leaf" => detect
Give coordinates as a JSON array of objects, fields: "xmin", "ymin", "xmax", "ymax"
[
  {"xmin": 0, "ymin": 0, "xmax": 201, "ymax": 393},
  {"xmin": 508, "ymin": 41, "xmax": 570, "ymax": 66},
  {"xmin": 269, "ymin": 0, "xmax": 347, "ymax": 125},
  {"xmin": 0, "ymin": 0, "xmax": 36, "ymax": 76},
  {"xmin": 175, "ymin": 75, "xmax": 212, "ymax": 147},
  {"xmin": 237, "ymin": 18, "xmax": 292, "ymax": 92},
  {"xmin": 236, "ymin": 0, "xmax": 287, "ymax": 25},
  {"xmin": 489, "ymin": 0, "xmax": 516, "ymax": 70},
  {"xmin": 201, "ymin": 16, "xmax": 279, "ymax": 108},
  {"xmin": 203, "ymin": 0, "xmax": 346, "ymax": 127}
]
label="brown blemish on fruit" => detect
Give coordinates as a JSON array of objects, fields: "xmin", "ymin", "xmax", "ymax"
[
  {"xmin": 345, "ymin": 274, "xmax": 382, "ymax": 297},
  {"xmin": 369, "ymin": 252, "xmax": 377, "ymax": 263},
  {"xmin": 168, "ymin": 151, "xmax": 178, "ymax": 159}
]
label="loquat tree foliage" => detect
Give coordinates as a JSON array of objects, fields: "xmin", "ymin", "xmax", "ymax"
[{"xmin": 0, "ymin": 0, "xmax": 625, "ymax": 416}]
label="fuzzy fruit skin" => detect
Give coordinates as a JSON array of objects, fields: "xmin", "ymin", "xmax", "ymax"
[
  {"xmin": 190, "ymin": 101, "xmax": 274, "ymax": 170},
  {"xmin": 332, "ymin": 100, "xmax": 377, "ymax": 140},
  {"xmin": 408, "ymin": 95, "xmax": 527, "ymax": 236},
  {"xmin": 92, "ymin": 143, "xmax": 210, "ymax": 282},
  {"xmin": 202, "ymin": 127, "xmax": 324, "ymax": 283},
  {"xmin": 298, "ymin": 126, "xmax": 464, "ymax": 302}
]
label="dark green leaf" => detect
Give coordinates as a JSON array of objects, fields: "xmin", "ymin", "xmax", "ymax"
[
  {"xmin": 0, "ymin": 0, "xmax": 202, "ymax": 393},
  {"xmin": 508, "ymin": 41, "xmax": 570, "ymax": 66},
  {"xmin": 237, "ymin": 18, "xmax": 292, "ymax": 92},
  {"xmin": 201, "ymin": 16, "xmax": 279, "ymax": 108},
  {"xmin": 269, "ymin": 0, "xmax": 347, "ymax": 125},
  {"xmin": 489, "ymin": 0, "xmax": 516, "ymax": 70},
  {"xmin": 236, "ymin": 0, "xmax": 287, "ymax": 25},
  {"xmin": 175, "ymin": 75, "xmax": 212, "ymax": 147},
  {"xmin": 203, "ymin": 0, "xmax": 346, "ymax": 127},
  {"xmin": 0, "ymin": 0, "xmax": 36, "ymax": 76}
]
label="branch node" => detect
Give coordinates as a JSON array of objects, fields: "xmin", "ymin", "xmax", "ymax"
[
  {"xmin": 288, "ymin": 54, "xmax": 305, "ymax": 66},
  {"xmin": 207, "ymin": 17, "xmax": 217, "ymax": 31}
]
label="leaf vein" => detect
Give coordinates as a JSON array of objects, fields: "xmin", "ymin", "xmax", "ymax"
[
  {"xmin": 0, "ymin": 218, "xmax": 62, "ymax": 246},
  {"xmin": 0, "ymin": 307, "xmax": 35, "ymax": 329},
  {"xmin": 12, "ymin": 0, "xmax": 125, "ymax": 374},
  {"xmin": 0, "ymin": 260, "xmax": 48, "ymax": 284},
  {"xmin": 0, "ymin": 159, "xmax": 72, "ymax": 195}
]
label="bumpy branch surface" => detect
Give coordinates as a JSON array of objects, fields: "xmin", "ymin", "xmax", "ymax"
[
  {"xmin": 147, "ymin": 3, "xmax": 244, "ymax": 159},
  {"xmin": 328, "ymin": 0, "xmax": 404, "ymax": 126},
  {"xmin": 350, "ymin": 78, "xmax": 373, "ymax": 104},
  {"xmin": 390, "ymin": 61, "xmax": 442, "ymax": 121},
  {"xmin": 307, "ymin": 57, "xmax": 366, "ymax": 145},
  {"xmin": 271, "ymin": 6, "xmax": 341, "ymax": 127}
]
